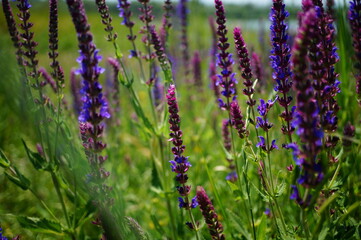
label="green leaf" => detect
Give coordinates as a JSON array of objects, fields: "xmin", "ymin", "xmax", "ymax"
[
  {"xmin": 318, "ymin": 226, "xmax": 329, "ymax": 240},
  {"xmin": 257, "ymin": 215, "xmax": 267, "ymax": 240},
  {"xmin": 226, "ymin": 209, "xmax": 252, "ymax": 240},
  {"xmin": 5, "ymin": 167, "xmax": 30, "ymax": 190},
  {"xmin": 226, "ymin": 181, "xmax": 242, "ymax": 201},
  {"xmin": 22, "ymin": 140, "xmax": 48, "ymax": 171},
  {"xmin": 0, "ymin": 149, "xmax": 10, "ymax": 168},
  {"xmin": 17, "ymin": 216, "xmax": 63, "ymax": 234}
]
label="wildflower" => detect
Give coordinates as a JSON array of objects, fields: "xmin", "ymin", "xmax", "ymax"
[
  {"xmin": 66, "ymin": 0, "xmax": 111, "ymax": 204},
  {"xmin": 17, "ymin": 0, "xmax": 39, "ymax": 80},
  {"xmin": 230, "ymin": 101, "xmax": 247, "ymax": 138},
  {"xmin": 167, "ymin": 84, "xmax": 195, "ymax": 209},
  {"xmin": 95, "ymin": 0, "xmax": 117, "ymax": 42},
  {"xmin": 233, "ymin": 27, "xmax": 255, "ymax": 107},
  {"xmin": 270, "ymin": 0, "xmax": 294, "ymax": 137},
  {"xmin": 196, "ymin": 186, "xmax": 225, "ymax": 240},
  {"xmin": 2, "ymin": 0, "xmax": 23, "ymax": 66},
  {"xmin": 349, "ymin": 0, "xmax": 361, "ymax": 103},
  {"xmin": 179, "ymin": 0, "xmax": 190, "ymax": 78},
  {"xmin": 192, "ymin": 51, "xmax": 202, "ymax": 87},
  {"xmin": 214, "ymin": 0, "xmax": 237, "ymax": 109},
  {"xmin": 290, "ymin": 7, "xmax": 324, "ymax": 205}
]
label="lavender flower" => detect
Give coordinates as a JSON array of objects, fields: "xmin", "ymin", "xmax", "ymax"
[
  {"xmin": 150, "ymin": 25, "xmax": 171, "ymax": 80},
  {"xmin": 138, "ymin": 0, "xmax": 155, "ymax": 62},
  {"xmin": 66, "ymin": 0, "xmax": 111, "ymax": 198},
  {"xmin": 117, "ymin": 0, "xmax": 134, "ymax": 28},
  {"xmin": 17, "ymin": 0, "xmax": 39, "ymax": 80},
  {"xmin": 290, "ymin": 7, "xmax": 324, "ymax": 204},
  {"xmin": 196, "ymin": 187, "xmax": 225, "ymax": 240},
  {"xmin": 209, "ymin": 17, "xmax": 220, "ymax": 98},
  {"xmin": 95, "ymin": 0, "xmax": 117, "ymax": 42},
  {"xmin": 192, "ymin": 51, "xmax": 202, "ymax": 87},
  {"xmin": 167, "ymin": 84, "xmax": 195, "ymax": 209},
  {"xmin": 0, "ymin": 228, "xmax": 8, "ymax": 240},
  {"xmin": 349, "ymin": 0, "xmax": 361, "ymax": 103},
  {"xmin": 117, "ymin": 0, "xmax": 138, "ymax": 58},
  {"xmin": 2, "ymin": 0, "xmax": 23, "ymax": 66},
  {"xmin": 160, "ymin": 0, "xmax": 172, "ymax": 50},
  {"xmin": 230, "ymin": 101, "xmax": 247, "ymax": 138},
  {"xmin": 179, "ymin": 0, "xmax": 190, "ymax": 79},
  {"xmin": 222, "ymin": 119, "xmax": 231, "ymax": 151},
  {"xmin": 270, "ymin": 0, "xmax": 294, "ymax": 138},
  {"xmin": 214, "ymin": 0, "xmax": 237, "ymax": 109},
  {"xmin": 48, "ymin": 0, "xmax": 64, "ymax": 89},
  {"xmin": 233, "ymin": 27, "xmax": 255, "ymax": 107}
]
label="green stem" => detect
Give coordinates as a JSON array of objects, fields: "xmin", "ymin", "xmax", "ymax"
[
  {"xmin": 51, "ymin": 172, "xmax": 71, "ymax": 228},
  {"xmin": 29, "ymin": 188, "xmax": 59, "ymax": 222}
]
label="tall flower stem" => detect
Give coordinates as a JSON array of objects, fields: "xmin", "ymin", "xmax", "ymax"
[{"xmin": 227, "ymin": 100, "xmax": 256, "ymax": 239}]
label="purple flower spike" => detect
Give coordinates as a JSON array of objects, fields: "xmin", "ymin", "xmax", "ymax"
[
  {"xmin": 167, "ymin": 84, "xmax": 195, "ymax": 209},
  {"xmin": 233, "ymin": 27, "xmax": 256, "ymax": 107},
  {"xmin": 179, "ymin": 0, "xmax": 190, "ymax": 79},
  {"xmin": 192, "ymin": 51, "xmax": 202, "ymax": 87},
  {"xmin": 17, "ymin": 0, "xmax": 39, "ymax": 80},
  {"xmin": 230, "ymin": 101, "xmax": 247, "ymax": 138},
  {"xmin": 214, "ymin": 0, "xmax": 237, "ymax": 109},
  {"xmin": 270, "ymin": 0, "xmax": 295, "ymax": 138},
  {"xmin": 290, "ymin": 6, "xmax": 325, "ymax": 206},
  {"xmin": 48, "ymin": 0, "xmax": 65, "ymax": 89},
  {"xmin": 196, "ymin": 186, "xmax": 225, "ymax": 240},
  {"xmin": 349, "ymin": 0, "xmax": 361, "ymax": 104},
  {"xmin": 2, "ymin": 0, "xmax": 23, "ymax": 66},
  {"xmin": 66, "ymin": 0, "xmax": 111, "ymax": 204}
]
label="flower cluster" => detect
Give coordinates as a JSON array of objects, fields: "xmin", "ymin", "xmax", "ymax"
[
  {"xmin": 117, "ymin": 0, "xmax": 137, "ymax": 58},
  {"xmin": 290, "ymin": 7, "xmax": 324, "ymax": 206},
  {"xmin": 2, "ymin": 0, "xmax": 23, "ymax": 66},
  {"xmin": 66, "ymin": 0, "xmax": 111, "ymax": 200},
  {"xmin": 270, "ymin": 0, "xmax": 294, "ymax": 137},
  {"xmin": 150, "ymin": 26, "xmax": 170, "ymax": 73},
  {"xmin": 196, "ymin": 187, "xmax": 225, "ymax": 240},
  {"xmin": 256, "ymin": 99, "xmax": 278, "ymax": 152},
  {"xmin": 233, "ymin": 27, "xmax": 255, "ymax": 107},
  {"xmin": 138, "ymin": 0, "xmax": 155, "ymax": 61},
  {"xmin": 95, "ymin": 0, "xmax": 117, "ymax": 42},
  {"xmin": 230, "ymin": 101, "xmax": 247, "ymax": 139},
  {"xmin": 214, "ymin": 0, "xmax": 237, "ymax": 109},
  {"xmin": 48, "ymin": 0, "xmax": 64, "ymax": 90},
  {"xmin": 349, "ymin": 0, "xmax": 361, "ymax": 103},
  {"xmin": 179, "ymin": 0, "xmax": 190, "ymax": 78},
  {"xmin": 192, "ymin": 51, "xmax": 202, "ymax": 87},
  {"xmin": 209, "ymin": 17, "xmax": 220, "ymax": 99},
  {"xmin": 167, "ymin": 84, "xmax": 197, "ymax": 209},
  {"xmin": 17, "ymin": 0, "xmax": 39, "ymax": 80}
]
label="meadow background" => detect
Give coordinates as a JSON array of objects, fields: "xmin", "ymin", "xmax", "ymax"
[{"xmin": 0, "ymin": 0, "xmax": 360, "ymax": 239}]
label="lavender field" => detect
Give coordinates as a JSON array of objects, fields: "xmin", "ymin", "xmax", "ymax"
[{"xmin": 0, "ymin": 0, "xmax": 360, "ymax": 239}]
